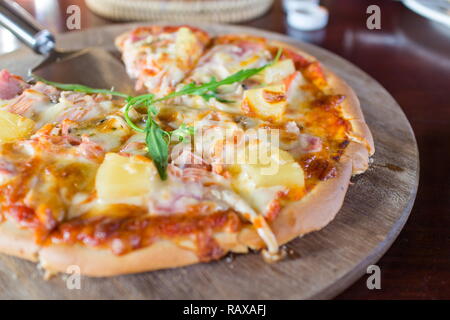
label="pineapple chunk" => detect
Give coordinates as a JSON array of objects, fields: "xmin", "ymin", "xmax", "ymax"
[
  {"xmin": 255, "ymin": 59, "xmax": 296, "ymax": 84},
  {"xmin": 96, "ymin": 153, "xmax": 157, "ymax": 204},
  {"xmin": 0, "ymin": 110, "xmax": 35, "ymax": 142},
  {"xmin": 231, "ymin": 143, "xmax": 305, "ymax": 212},
  {"xmin": 241, "ymin": 84, "xmax": 287, "ymax": 121},
  {"xmin": 235, "ymin": 143, "xmax": 305, "ymax": 189}
]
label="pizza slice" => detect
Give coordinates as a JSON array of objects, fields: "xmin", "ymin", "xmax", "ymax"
[{"xmin": 115, "ymin": 25, "xmax": 210, "ymax": 96}]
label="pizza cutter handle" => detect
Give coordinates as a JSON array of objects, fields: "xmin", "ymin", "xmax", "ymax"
[{"xmin": 0, "ymin": 0, "xmax": 55, "ymax": 55}]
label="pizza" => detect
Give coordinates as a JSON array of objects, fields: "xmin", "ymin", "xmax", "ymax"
[{"xmin": 0, "ymin": 26, "xmax": 374, "ymax": 277}]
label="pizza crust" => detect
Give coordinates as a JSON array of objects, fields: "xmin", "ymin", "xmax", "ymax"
[
  {"xmin": 0, "ymin": 229, "xmax": 249, "ymax": 277},
  {"xmin": 0, "ymin": 221, "xmax": 40, "ymax": 262},
  {"xmin": 0, "ymin": 35, "xmax": 374, "ymax": 277},
  {"xmin": 38, "ymin": 232, "xmax": 251, "ymax": 277},
  {"xmin": 325, "ymin": 70, "xmax": 375, "ymax": 174},
  {"xmin": 39, "ymin": 241, "xmax": 199, "ymax": 277}
]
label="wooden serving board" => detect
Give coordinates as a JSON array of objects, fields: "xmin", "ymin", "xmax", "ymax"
[{"xmin": 0, "ymin": 24, "xmax": 419, "ymax": 299}]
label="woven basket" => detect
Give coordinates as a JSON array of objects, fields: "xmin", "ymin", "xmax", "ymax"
[{"xmin": 85, "ymin": 0, "xmax": 274, "ymax": 23}]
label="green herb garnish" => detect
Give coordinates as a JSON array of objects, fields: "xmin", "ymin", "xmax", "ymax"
[
  {"xmin": 31, "ymin": 74, "xmax": 129, "ymax": 99},
  {"xmin": 160, "ymin": 48, "xmax": 282, "ymax": 103},
  {"xmin": 145, "ymin": 115, "xmax": 170, "ymax": 180},
  {"xmin": 32, "ymin": 48, "xmax": 282, "ymax": 180}
]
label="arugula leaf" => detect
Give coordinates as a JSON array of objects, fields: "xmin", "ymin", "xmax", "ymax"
[
  {"xmin": 124, "ymin": 98, "xmax": 193, "ymax": 179},
  {"xmin": 31, "ymin": 74, "xmax": 130, "ymax": 99},
  {"xmin": 124, "ymin": 103, "xmax": 145, "ymax": 133},
  {"xmin": 145, "ymin": 116, "xmax": 170, "ymax": 180}
]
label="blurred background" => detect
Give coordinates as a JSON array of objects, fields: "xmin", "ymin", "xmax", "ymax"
[{"xmin": 0, "ymin": 0, "xmax": 449, "ymax": 299}]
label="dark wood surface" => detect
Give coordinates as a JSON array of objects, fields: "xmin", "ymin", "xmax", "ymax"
[{"xmin": 1, "ymin": 0, "xmax": 448, "ymax": 299}]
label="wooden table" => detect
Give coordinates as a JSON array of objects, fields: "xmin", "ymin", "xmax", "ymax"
[{"xmin": 1, "ymin": 0, "xmax": 448, "ymax": 299}]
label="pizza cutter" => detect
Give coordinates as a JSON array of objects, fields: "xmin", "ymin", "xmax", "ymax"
[{"xmin": 0, "ymin": 0, "xmax": 135, "ymax": 95}]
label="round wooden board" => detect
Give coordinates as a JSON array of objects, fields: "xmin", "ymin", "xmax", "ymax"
[{"xmin": 0, "ymin": 23, "xmax": 419, "ymax": 299}]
